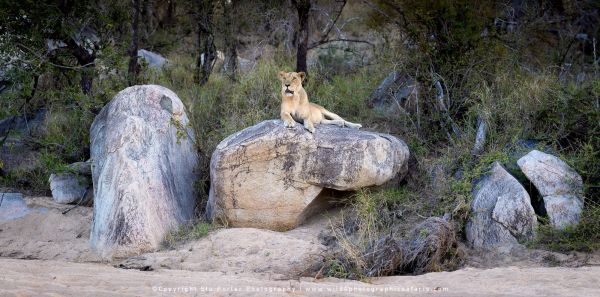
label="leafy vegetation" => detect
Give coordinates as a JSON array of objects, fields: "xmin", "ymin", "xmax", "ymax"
[
  {"xmin": 0, "ymin": 0, "xmax": 599, "ymax": 276},
  {"xmin": 529, "ymin": 202, "xmax": 600, "ymax": 252}
]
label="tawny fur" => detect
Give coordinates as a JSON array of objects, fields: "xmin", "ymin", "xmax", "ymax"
[{"xmin": 278, "ymin": 71, "xmax": 362, "ymax": 133}]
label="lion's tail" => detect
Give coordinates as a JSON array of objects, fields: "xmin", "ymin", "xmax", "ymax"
[{"xmin": 322, "ymin": 109, "xmax": 362, "ymax": 129}]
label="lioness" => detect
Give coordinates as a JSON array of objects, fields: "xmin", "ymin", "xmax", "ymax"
[{"xmin": 278, "ymin": 71, "xmax": 362, "ymax": 133}]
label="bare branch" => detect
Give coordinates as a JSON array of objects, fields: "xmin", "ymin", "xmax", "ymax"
[
  {"xmin": 360, "ymin": 0, "xmax": 403, "ymax": 27},
  {"xmin": 320, "ymin": 0, "xmax": 346, "ymax": 44},
  {"xmin": 309, "ymin": 38, "xmax": 374, "ymax": 50},
  {"xmin": 17, "ymin": 43, "xmax": 96, "ymax": 69}
]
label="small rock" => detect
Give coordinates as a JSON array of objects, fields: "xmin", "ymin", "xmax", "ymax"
[
  {"xmin": 67, "ymin": 161, "xmax": 92, "ymax": 176},
  {"xmin": 517, "ymin": 150, "xmax": 584, "ymax": 229},
  {"xmin": 517, "ymin": 150, "xmax": 583, "ymax": 197},
  {"xmin": 48, "ymin": 173, "xmax": 92, "ymax": 205},
  {"xmin": 543, "ymin": 195, "xmax": 584, "ymax": 229}
]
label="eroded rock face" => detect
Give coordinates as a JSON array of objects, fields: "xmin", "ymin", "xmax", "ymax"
[
  {"xmin": 90, "ymin": 85, "xmax": 198, "ymax": 259},
  {"xmin": 207, "ymin": 120, "xmax": 410, "ymax": 231},
  {"xmin": 517, "ymin": 150, "xmax": 584, "ymax": 229},
  {"xmin": 466, "ymin": 162, "xmax": 538, "ymax": 249}
]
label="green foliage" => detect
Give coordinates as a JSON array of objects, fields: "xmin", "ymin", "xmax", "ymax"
[
  {"xmin": 0, "ymin": 52, "xmax": 124, "ymax": 193},
  {"xmin": 0, "ymin": 0, "xmax": 598, "ymax": 268},
  {"xmin": 170, "ymin": 116, "xmax": 189, "ymax": 144},
  {"xmin": 529, "ymin": 204, "xmax": 600, "ymax": 252},
  {"xmin": 367, "ymin": 0, "xmax": 497, "ymax": 68}
]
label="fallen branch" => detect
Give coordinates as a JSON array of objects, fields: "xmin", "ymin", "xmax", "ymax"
[{"xmin": 394, "ymin": 99, "xmax": 417, "ymax": 131}]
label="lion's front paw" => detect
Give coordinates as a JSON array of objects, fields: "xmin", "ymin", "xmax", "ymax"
[
  {"xmin": 303, "ymin": 121, "xmax": 316, "ymax": 133},
  {"xmin": 283, "ymin": 120, "xmax": 295, "ymax": 128}
]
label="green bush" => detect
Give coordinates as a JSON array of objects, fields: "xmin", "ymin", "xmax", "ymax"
[{"xmin": 529, "ymin": 203, "xmax": 600, "ymax": 252}]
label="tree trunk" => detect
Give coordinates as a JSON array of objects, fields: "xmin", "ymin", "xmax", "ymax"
[
  {"xmin": 166, "ymin": 0, "xmax": 175, "ymax": 26},
  {"xmin": 223, "ymin": 0, "xmax": 238, "ymax": 80},
  {"xmin": 292, "ymin": 0, "xmax": 310, "ymax": 74},
  {"xmin": 195, "ymin": 0, "xmax": 216, "ymax": 85},
  {"xmin": 141, "ymin": 0, "xmax": 153, "ymax": 39},
  {"xmin": 128, "ymin": 0, "xmax": 141, "ymax": 86},
  {"xmin": 64, "ymin": 38, "xmax": 96, "ymax": 94}
]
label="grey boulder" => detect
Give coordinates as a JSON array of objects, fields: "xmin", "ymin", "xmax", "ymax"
[
  {"xmin": 207, "ymin": 120, "xmax": 410, "ymax": 231},
  {"xmin": 49, "ymin": 173, "xmax": 91, "ymax": 205},
  {"xmin": 517, "ymin": 150, "xmax": 584, "ymax": 229},
  {"xmin": 137, "ymin": 49, "xmax": 168, "ymax": 69},
  {"xmin": 0, "ymin": 193, "xmax": 34, "ymax": 223},
  {"xmin": 366, "ymin": 71, "xmax": 419, "ymax": 116},
  {"xmin": 466, "ymin": 162, "xmax": 538, "ymax": 249},
  {"xmin": 90, "ymin": 85, "xmax": 198, "ymax": 259}
]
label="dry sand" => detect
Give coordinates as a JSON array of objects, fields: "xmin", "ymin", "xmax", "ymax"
[
  {"xmin": 1, "ymin": 196, "xmax": 600, "ymax": 296},
  {"xmin": 1, "ymin": 258, "xmax": 599, "ymax": 297}
]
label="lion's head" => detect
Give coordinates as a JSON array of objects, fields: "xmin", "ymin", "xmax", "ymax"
[{"xmin": 278, "ymin": 71, "xmax": 306, "ymax": 97}]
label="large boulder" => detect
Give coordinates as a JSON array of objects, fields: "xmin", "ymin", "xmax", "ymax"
[
  {"xmin": 517, "ymin": 150, "xmax": 584, "ymax": 229},
  {"xmin": 90, "ymin": 85, "xmax": 198, "ymax": 259},
  {"xmin": 466, "ymin": 162, "xmax": 538, "ymax": 249},
  {"xmin": 207, "ymin": 120, "xmax": 409, "ymax": 231}
]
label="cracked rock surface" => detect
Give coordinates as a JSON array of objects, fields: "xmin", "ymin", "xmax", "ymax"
[
  {"xmin": 518, "ymin": 150, "xmax": 584, "ymax": 229},
  {"xmin": 90, "ymin": 85, "xmax": 198, "ymax": 259},
  {"xmin": 466, "ymin": 162, "xmax": 538, "ymax": 249},
  {"xmin": 207, "ymin": 120, "xmax": 410, "ymax": 231}
]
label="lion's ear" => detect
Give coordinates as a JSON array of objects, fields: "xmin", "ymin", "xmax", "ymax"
[
  {"xmin": 298, "ymin": 72, "xmax": 306, "ymax": 81},
  {"xmin": 278, "ymin": 71, "xmax": 286, "ymax": 80}
]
